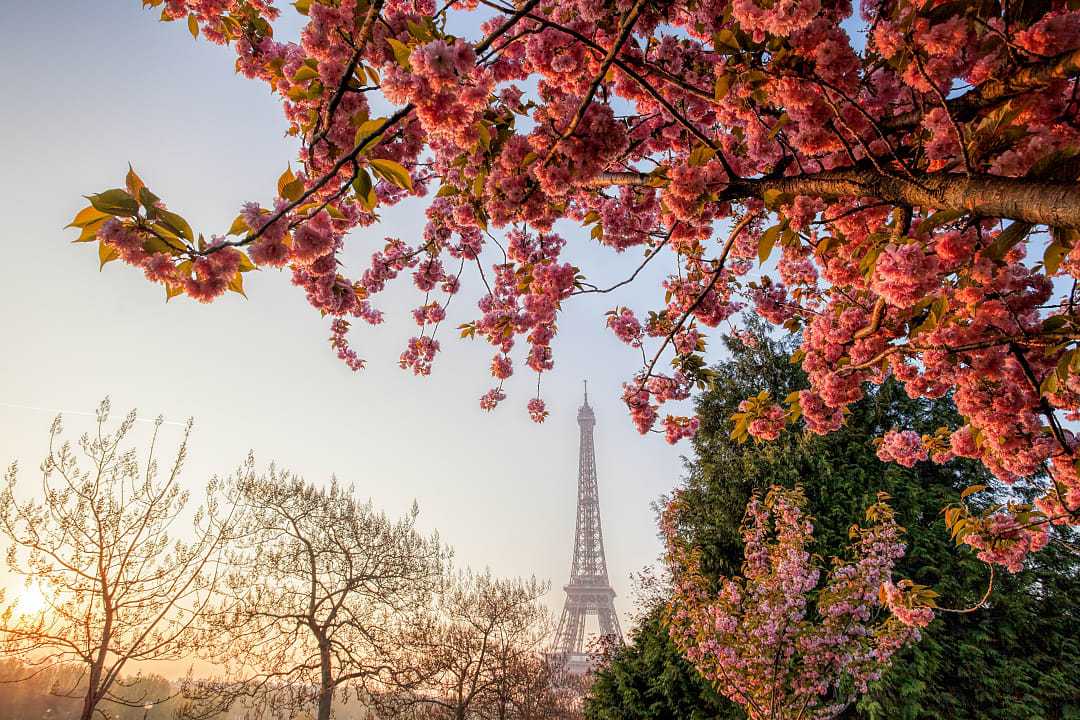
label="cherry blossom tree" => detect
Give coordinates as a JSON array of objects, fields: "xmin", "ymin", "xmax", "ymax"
[
  {"xmin": 663, "ymin": 484, "xmax": 923, "ymax": 720},
  {"xmin": 70, "ymin": 0, "xmax": 1080, "ymax": 568}
]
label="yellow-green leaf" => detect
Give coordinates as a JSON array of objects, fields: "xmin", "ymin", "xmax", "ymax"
[
  {"xmin": 282, "ymin": 179, "xmax": 305, "ymax": 202},
  {"xmin": 763, "ymin": 189, "xmax": 786, "ymax": 210},
  {"xmin": 227, "ymin": 215, "xmax": 250, "ymax": 236},
  {"xmin": 688, "ymin": 144, "xmax": 716, "ymax": 167},
  {"xmin": 74, "ymin": 217, "xmax": 108, "ymax": 243},
  {"xmin": 369, "ymin": 158, "xmax": 413, "ymax": 191},
  {"xmin": 715, "ymin": 28, "xmax": 740, "ymax": 50},
  {"xmin": 758, "ymin": 224, "xmax": 781, "ymax": 263},
  {"xmin": 960, "ymin": 484, "xmax": 986, "ymax": 499},
  {"xmin": 138, "ymin": 186, "xmax": 161, "ymax": 211},
  {"xmin": 277, "ymin": 166, "xmax": 297, "ymax": 196},
  {"xmin": 714, "ymin": 73, "xmax": 731, "ymax": 101},
  {"xmin": 352, "ymin": 168, "xmax": 377, "ymax": 211},
  {"xmin": 354, "ymin": 117, "xmax": 388, "ymax": 152},
  {"xmin": 768, "ymin": 113, "xmax": 790, "ymax": 140},
  {"xmin": 67, "ymin": 206, "xmax": 110, "ymax": 229},
  {"xmin": 915, "ymin": 209, "xmax": 965, "ymax": 235},
  {"xmin": 293, "ymin": 64, "xmax": 319, "ymax": 83},
  {"xmin": 98, "ymin": 240, "xmax": 119, "ymax": 270},
  {"xmin": 476, "ymin": 122, "xmax": 491, "ymax": 151},
  {"xmin": 406, "ymin": 19, "xmax": 432, "ymax": 42},
  {"xmin": 125, "ymin": 165, "xmax": 146, "ymax": 198},
  {"xmin": 237, "ymin": 252, "xmax": 256, "ymax": 273},
  {"xmin": 227, "ymin": 272, "xmax": 246, "ymax": 297},
  {"xmin": 1041, "ymin": 370, "xmax": 1059, "ymax": 395},
  {"xmin": 165, "ymin": 282, "xmax": 185, "ymax": 301},
  {"xmin": 386, "ymin": 38, "xmax": 412, "ymax": 69}
]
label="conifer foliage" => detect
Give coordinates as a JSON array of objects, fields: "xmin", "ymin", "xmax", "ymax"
[{"xmin": 588, "ymin": 327, "xmax": 1080, "ymax": 719}]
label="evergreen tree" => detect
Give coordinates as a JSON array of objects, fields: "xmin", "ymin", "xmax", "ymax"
[
  {"xmin": 586, "ymin": 325, "xmax": 1080, "ymax": 720},
  {"xmin": 585, "ymin": 604, "xmax": 726, "ymax": 720}
]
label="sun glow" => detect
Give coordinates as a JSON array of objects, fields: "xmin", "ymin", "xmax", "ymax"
[{"xmin": 14, "ymin": 582, "xmax": 48, "ymax": 616}]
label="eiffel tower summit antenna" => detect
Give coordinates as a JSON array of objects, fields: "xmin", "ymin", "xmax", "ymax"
[{"xmin": 553, "ymin": 382, "xmax": 623, "ymax": 674}]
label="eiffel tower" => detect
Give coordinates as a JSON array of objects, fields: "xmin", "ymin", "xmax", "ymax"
[{"xmin": 553, "ymin": 382, "xmax": 622, "ymax": 674}]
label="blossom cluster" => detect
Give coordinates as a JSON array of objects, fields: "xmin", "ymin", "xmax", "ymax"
[
  {"xmin": 665, "ymin": 486, "xmax": 922, "ymax": 720},
  {"xmin": 74, "ymin": 0, "xmax": 1080, "ymax": 570}
]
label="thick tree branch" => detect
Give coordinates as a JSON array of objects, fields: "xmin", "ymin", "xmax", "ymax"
[
  {"xmin": 588, "ymin": 168, "xmax": 1080, "ymax": 229},
  {"xmin": 885, "ymin": 47, "xmax": 1080, "ymax": 130}
]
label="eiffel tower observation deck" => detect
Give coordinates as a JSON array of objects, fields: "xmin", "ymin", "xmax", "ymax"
[{"xmin": 553, "ymin": 382, "xmax": 623, "ymax": 675}]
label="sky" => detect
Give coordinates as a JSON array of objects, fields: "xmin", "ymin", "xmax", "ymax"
[{"xmin": 0, "ymin": 1, "xmax": 705, "ymax": 636}]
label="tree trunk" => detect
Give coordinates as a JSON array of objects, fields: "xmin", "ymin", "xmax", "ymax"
[
  {"xmin": 317, "ymin": 639, "xmax": 334, "ymax": 720},
  {"xmin": 79, "ymin": 690, "xmax": 97, "ymax": 720}
]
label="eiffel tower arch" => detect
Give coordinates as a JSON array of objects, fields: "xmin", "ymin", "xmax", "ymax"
[{"xmin": 553, "ymin": 383, "xmax": 623, "ymax": 674}]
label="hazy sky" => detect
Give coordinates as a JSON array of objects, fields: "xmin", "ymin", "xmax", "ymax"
[{"xmin": 0, "ymin": 2, "xmax": 712, "ymax": 632}]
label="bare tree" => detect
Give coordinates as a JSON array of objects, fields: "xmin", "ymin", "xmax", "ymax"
[
  {"xmin": 0, "ymin": 399, "xmax": 237, "ymax": 720},
  {"xmin": 196, "ymin": 468, "xmax": 447, "ymax": 720},
  {"xmin": 381, "ymin": 571, "xmax": 571, "ymax": 720}
]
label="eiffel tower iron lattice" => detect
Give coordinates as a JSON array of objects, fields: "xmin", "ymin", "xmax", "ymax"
[{"xmin": 553, "ymin": 382, "xmax": 623, "ymax": 674}]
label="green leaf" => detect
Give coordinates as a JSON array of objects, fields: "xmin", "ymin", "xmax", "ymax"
[
  {"xmin": 435, "ymin": 184, "xmax": 460, "ymax": 198},
  {"xmin": 1044, "ymin": 315, "xmax": 1070, "ymax": 333},
  {"xmin": 369, "ymin": 158, "xmax": 413, "ymax": 191},
  {"xmin": 138, "ymin": 186, "xmax": 161, "ymax": 211},
  {"xmin": 156, "ymin": 208, "xmax": 194, "ymax": 242},
  {"xmin": 984, "ymin": 222, "xmax": 1032, "ymax": 263},
  {"xmin": 87, "ymin": 189, "xmax": 139, "ymax": 217},
  {"xmin": 915, "ymin": 209, "xmax": 965, "ymax": 235}
]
